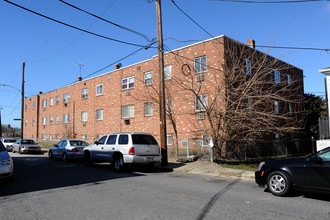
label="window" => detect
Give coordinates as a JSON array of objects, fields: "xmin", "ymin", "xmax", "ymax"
[
  {"xmin": 98, "ymin": 135, "xmax": 107, "ymax": 144},
  {"xmin": 55, "ymin": 134, "xmax": 59, "ymax": 141},
  {"xmin": 95, "ymin": 134, "xmax": 101, "ymax": 141},
  {"xmin": 33, "ymin": 102, "xmax": 36, "ymax": 110},
  {"xmin": 96, "ymin": 109, "xmax": 103, "ymax": 120},
  {"xmin": 195, "ymin": 94, "xmax": 208, "ymax": 112},
  {"xmin": 271, "ymin": 70, "xmax": 281, "ymax": 83},
  {"xmin": 50, "ymin": 97, "xmax": 54, "ymax": 106},
  {"xmin": 196, "ymin": 134, "xmax": 209, "ymax": 146},
  {"xmin": 25, "ymin": 120, "xmax": 27, "ymax": 126},
  {"xmin": 247, "ymin": 97, "xmax": 253, "ymax": 111},
  {"xmin": 56, "ymin": 96, "xmax": 60, "ymax": 105},
  {"xmin": 32, "ymin": 135, "xmax": 35, "ymax": 140},
  {"xmin": 167, "ymin": 134, "xmax": 173, "ymax": 145},
  {"xmin": 63, "ymin": 93, "xmax": 70, "ymax": 103},
  {"xmin": 144, "ymin": 71, "xmax": 153, "ymax": 85},
  {"xmin": 50, "ymin": 116, "xmax": 53, "ymax": 124},
  {"xmin": 287, "ymin": 74, "xmax": 292, "ymax": 85},
  {"xmin": 274, "ymin": 101, "xmax": 281, "ymax": 115},
  {"xmin": 82, "ymin": 88, "xmax": 88, "ymax": 99},
  {"xmin": 288, "ymin": 103, "xmax": 293, "ymax": 116},
  {"xmin": 96, "ymin": 84, "xmax": 103, "ymax": 96},
  {"xmin": 55, "ymin": 115, "xmax": 59, "ymax": 124},
  {"xmin": 245, "ymin": 59, "xmax": 252, "ymax": 75},
  {"xmin": 81, "ymin": 134, "xmax": 87, "ymax": 141},
  {"xmin": 194, "ymin": 56, "xmax": 207, "ymax": 74},
  {"xmin": 166, "ymin": 99, "xmax": 172, "ymax": 114},
  {"xmin": 42, "ymin": 135, "xmax": 47, "ymax": 140},
  {"xmin": 49, "ymin": 135, "xmax": 53, "ymax": 141},
  {"xmin": 144, "ymin": 102, "xmax": 153, "ymax": 116},
  {"xmin": 82, "ymin": 111, "xmax": 88, "ymax": 122},
  {"xmin": 25, "ymin": 104, "xmax": 28, "ymax": 111},
  {"xmin": 106, "ymin": 135, "xmax": 117, "ymax": 145},
  {"xmin": 42, "ymin": 117, "xmax": 47, "ymax": 125},
  {"xmin": 122, "ymin": 76, "xmax": 134, "ymax": 90},
  {"xmin": 118, "ymin": 135, "xmax": 129, "ymax": 145},
  {"xmin": 122, "ymin": 105, "xmax": 135, "ymax": 118},
  {"xmin": 32, "ymin": 118, "xmax": 35, "ymax": 126},
  {"xmin": 63, "ymin": 114, "xmax": 70, "ymax": 123},
  {"xmin": 164, "ymin": 65, "xmax": 172, "ymax": 80},
  {"xmin": 42, "ymin": 99, "xmax": 47, "ymax": 108}
]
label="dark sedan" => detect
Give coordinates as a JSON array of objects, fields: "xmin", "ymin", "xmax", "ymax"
[{"xmin": 255, "ymin": 147, "xmax": 330, "ymax": 196}]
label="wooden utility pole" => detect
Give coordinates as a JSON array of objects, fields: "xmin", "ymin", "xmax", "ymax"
[
  {"xmin": 156, "ymin": 0, "xmax": 168, "ymax": 166},
  {"xmin": 21, "ymin": 62, "xmax": 25, "ymax": 139}
]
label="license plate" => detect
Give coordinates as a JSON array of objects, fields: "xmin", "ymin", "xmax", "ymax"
[{"xmin": 146, "ymin": 157, "xmax": 154, "ymax": 162}]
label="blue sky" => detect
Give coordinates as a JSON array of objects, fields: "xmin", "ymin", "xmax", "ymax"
[{"xmin": 1, "ymin": 0, "xmax": 330, "ymax": 127}]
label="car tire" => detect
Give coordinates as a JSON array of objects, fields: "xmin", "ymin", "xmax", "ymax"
[
  {"xmin": 62, "ymin": 153, "xmax": 68, "ymax": 162},
  {"xmin": 267, "ymin": 171, "xmax": 292, "ymax": 196},
  {"xmin": 49, "ymin": 151, "xmax": 54, "ymax": 160},
  {"xmin": 113, "ymin": 156, "xmax": 125, "ymax": 171},
  {"xmin": 84, "ymin": 152, "xmax": 93, "ymax": 166}
]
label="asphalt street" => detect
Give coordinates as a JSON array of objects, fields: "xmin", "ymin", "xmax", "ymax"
[{"xmin": 0, "ymin": 153, "xmax": 329, "ymax": 220}]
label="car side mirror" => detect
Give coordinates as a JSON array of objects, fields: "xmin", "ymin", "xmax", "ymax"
[{"xmin": 94, "ymin": 141, "xmax": 99, "ymax": 146}]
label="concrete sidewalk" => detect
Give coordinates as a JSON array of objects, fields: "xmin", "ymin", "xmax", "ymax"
[{"xmin": 156, "ymin": 159, "xmax": 255, "ymax": 181}]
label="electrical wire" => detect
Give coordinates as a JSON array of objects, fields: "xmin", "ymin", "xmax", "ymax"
[
  {"xmin": 59, "ymin": 0, "xmax": 154, "ymax": 42},
  {"xmin": 3, "ymin": 0, "xmax": 149, "ymax": 48},
  {"xmin": 211, "ymin": 0, "xmax": 328, "ymax": 3},
  {"xmin": 255, "ymin": 45, "xmax": 330, "ymax": 52}
]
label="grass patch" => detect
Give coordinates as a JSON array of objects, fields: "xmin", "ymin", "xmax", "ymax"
[{"xmin": 218, "ymin": 163, "xmax": 259, "ymax": 172}]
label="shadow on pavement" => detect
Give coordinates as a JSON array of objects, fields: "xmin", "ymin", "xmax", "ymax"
[{"xmin": 0, "ymin": 155, "xmax": 173, "ymax": 198}]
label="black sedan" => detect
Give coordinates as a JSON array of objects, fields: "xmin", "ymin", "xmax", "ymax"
[{"xmin": 255, "ymin": 146, "xmax": 330, "ymax": 196}]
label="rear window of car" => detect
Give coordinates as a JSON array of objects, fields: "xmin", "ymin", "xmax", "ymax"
[
  {"xmin": 70, "ymin": 141, "xmax": 88, "ymax": 146},
  {"xmin": 21, "ymin": 140, "xmax": 36, "ymax": 145},
  {"xmin": 132, "ymin": 134, "xmax": 158, "ymax": 145},
  {"xmin": 4, "ymin": 139, "xmax": 16, "ymax": 143}
]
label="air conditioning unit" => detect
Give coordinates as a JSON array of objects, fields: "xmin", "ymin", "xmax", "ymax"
[
  {"xmin": 64, "ymin": 103, "xmax": 68, "ymax": 107},
  {"xmin": 125, "ymin": 90, "xmax": 130, "ymax": 96},
  {"xmin": 197, "ymin": 112, "xmax": 205, "ymax": 120},
  {"xmin": 82, "ymin": 123, "xmax": 86, "ymax": 127},
  {"xmin": 196, "ymin": 74, "xmax": 204, "ymax": 82},
  {"xmin": 124, "ymin": 119, "xmax": 130, "ymax": 125}
]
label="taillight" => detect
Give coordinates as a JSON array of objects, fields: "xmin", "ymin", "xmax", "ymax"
[
  {"xmin": 71, "ymin": 148, "xmax": 79, "ymax": 152},
  {"xmin": 129, "ymin": 147, "xmax": 135, "ymax": 155}
]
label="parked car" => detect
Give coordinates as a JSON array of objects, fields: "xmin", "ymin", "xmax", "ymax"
[
  {"xmin": 48, "ymin": 139, "xmax": 89, "ymax": 162},
  {"xmin": 1, "ymin": 138, "xmax": 16, "ymax": 152},
  {"xmin": 12, "ymin": 139, "xmax": 41, "ymax": 154},
  {"xmin": 255, "ymin": 146, "xmax": 330, "ymax": 196},
  {"xmin": 83, "ymin": 132, "xmax": 162, "ymax": 171},
  {"xmin": 0, "ymin": 141, "xmax": 14, "ymax": 179}
]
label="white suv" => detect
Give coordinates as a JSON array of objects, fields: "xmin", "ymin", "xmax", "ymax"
[{"xmin": 83, "ymin": 132, "xmax": 162, "ymax": 171}]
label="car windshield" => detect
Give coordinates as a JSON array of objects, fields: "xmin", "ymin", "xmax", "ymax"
[
  {"xmin": 69, "ymin": 140, "xmax": 88, "ymax": 146},
  {"xmin": 21, "ymin": 140, "xmax": 36, "ymax": 145},
  {"xmin": 0, "ymin": 142, "xmax": 6, "ymax": 151},
  {"xmin": 4, "ymin": 139, "xmax": 16, "ymax": 143},
  {"xmin": 132, "ymin": 134, "xmax": 158, "ymax": 145}
]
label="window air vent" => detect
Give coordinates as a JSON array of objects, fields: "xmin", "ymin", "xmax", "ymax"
[
  {"xmin": 124, "ymin": 119, "xmax": 130, "ymax": 125},
  {"xmin": 197, "ymin": 112, "xmax": 205, "ymax": 120},
  {"xmin": 196, "ymin": 74, "xmax": 204, "ymax": 82},
  {"xmin": 83, "ymin": 123, "xmax": 86, "ymax": 127},
  {"xmin": 125, "ymin": 90, "xmax": 130, "ymax": 96}
]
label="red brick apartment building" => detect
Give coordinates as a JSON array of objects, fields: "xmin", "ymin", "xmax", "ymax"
[{"xmin": 23, "ymin": 35, "xmax": 304, "ymax": 159}]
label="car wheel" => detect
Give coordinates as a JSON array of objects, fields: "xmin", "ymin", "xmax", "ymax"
[
  {"xmin": 62, "ymin": 153, "xmax": 68, "ymax": 162},
  {"xmin": 48, "ymin": 151, "xmax": 54, "ymax": 160},
  {"xmin": 267, "ymin": 171, "xmax": 292, "ymax": 196},
  {"xmin": 84, "ymin": 152, "xmax": 93, "ymax": 166},
  {"xmin": 113, "ymin": 156, "xmax": 125, "ymax": 171}
]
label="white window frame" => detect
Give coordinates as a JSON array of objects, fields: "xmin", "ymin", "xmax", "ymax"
[
  {"xmin": 245, "ymin": 59, "xmax": 252, "ymax": 75},
  {"xmin": 55, "ymin": 134, "xmax": 59, "ymax": 141},
  {"xmin": 272, "ymin": 70, "xmax": 281, "ymax": 83},
  {"xmin": 196, "ymin": 134, "xmax": 209, "ymax": 146},
  {"xmin": 194, "ymin": 56, "xmax": 207, "ymax": 74},
  {"xmin": 42, "ymin": 99, "xmax": 47, "ymax": 108},
  {"xmin": 81, "ymin": 134, "xmax": 87, "ymax": 141},
  {"xmin": 50, "ymin": 116, "xmax": 54, "ymax": 124},
  {"xmin": 274, "ymin": 101, "xmax": 281, "ymax": 115},
  {"xmin": 96, "ymin": 109, "xmax": 103, "ymax": 121},
  {"xmin": 33, "ymin": 102, "xmax": 36, "ymax": 110},
  {"xmin": 63, "ymin": 114, "xmax": 70, "ymax": 123},
  {"xmin": 56, "ymin": 96, "xmax": 60, "ymax": 105},
  {"xmin": 32, "ymin": 118, "xmax": 35, "ymax": 126},
  {"xmin": 96, "ymin": 84, "xmax": 103, "ymax": 96},
  {"xmin": 42, "ymin": 135, "xmax": 47, "ymax": 140},
  {"xmin": 122, "ymin": 76, "xmax": 135, "ymax": 90},
  {"xmin": 50, "ymin": 97, "xmax": 54, "ymax": 106},
  {"xmin": 144, "ymin": 102, "xmax": 153, "ymax": 116},
  {"xmin": 122, "ymin": 105, "xmax": 135, "ymax": 118},
  {"xmin": 49, "ymin": 135, "xmax": 53, "ymax": 141},
  {"xmin": 167, "ymin": 134, "xmax": 173, "ymax": 145},
  {"xmin": 82, "ymin": 111, "xmax": 88, "ymax": 122},
  {"xmin": 287, "ymin": 74, "xmax": 292, "ymax": 85},
  {"xmin": 82, "ymin": 88, "xmax": 88, "ymax": 99},
  {"xmin": 25, "ymin": 104, "xmax": 28, "ymax": 111},
  {"xmin": 63, "ymin": 93, "xmax": 70, "ymax": 103},
  {"xmin": 144, "ymin": 71, "xmax": 153, "ymax": 85},
  {"xmin": 195, "ymin": 94, "xmax": 208, "ymax": 112},
  {"xmin": 164, "ymin": 65, "xmax": 172, "ymax": 80},
  {"xmin": 42, "ymin": 117, "xmax": 47, "ymax": 125},
  {"xmin": 55, "ymin": 115, "xmax": 59, "ymax": 124},
  {"xmin": 25, "ymin": 119, "xmax": 27, "ymax": 126}
]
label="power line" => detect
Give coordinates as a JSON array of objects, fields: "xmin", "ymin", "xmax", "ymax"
[
  {"xmin": 255, "ymin": 45, "xmax": 330, "ymax": 52},
  {"xmin": 59, "ymin": 0, "xmax": 154, "ymax": 42},
  {"xmin": 3, "ymin": 0, "xmax": 149, "ymax": 48},
  {"xmin": 211, "ymin": 0, "xmax": 329, "ymax": 3}
]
